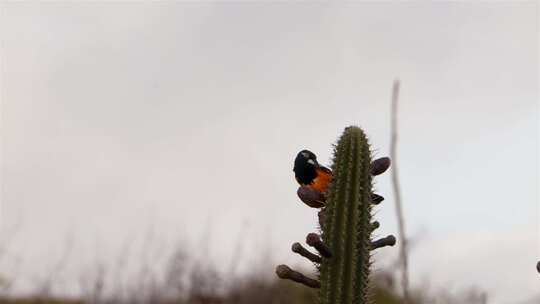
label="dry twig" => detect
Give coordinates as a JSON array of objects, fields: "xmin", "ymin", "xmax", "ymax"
[{"xmin": 390, "ymin": 79, "xmax": 410, "ymax": 303}]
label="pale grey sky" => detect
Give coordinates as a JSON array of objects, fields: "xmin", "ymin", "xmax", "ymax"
[{"xmin": 0, "ymin": 2, "xmax": 538, "ymax": 303}]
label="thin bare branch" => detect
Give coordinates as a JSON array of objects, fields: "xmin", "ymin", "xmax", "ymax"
[{"xmin": 390, "ymin": 79, "xmax": 410, "ymax": 303}]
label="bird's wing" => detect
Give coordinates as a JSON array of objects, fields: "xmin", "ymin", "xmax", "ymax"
[{"xmin": 319, "ymin": 166, "xmax": 332, "ymax": 174}]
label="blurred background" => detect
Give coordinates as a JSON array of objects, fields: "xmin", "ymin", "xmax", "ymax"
[{"xmin": 0, "ymin": 2, "xmax": 538, "ymax": 304}]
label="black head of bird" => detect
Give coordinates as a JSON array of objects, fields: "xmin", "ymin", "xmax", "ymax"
[{"xmin": 293, "ymin": 150, "xmax": 319, "ymax": 185}]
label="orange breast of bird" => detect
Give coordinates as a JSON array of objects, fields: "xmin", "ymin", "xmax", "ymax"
[{"xmin": 310, "ymin": 167, "xmax": 332, "ymax": 193}]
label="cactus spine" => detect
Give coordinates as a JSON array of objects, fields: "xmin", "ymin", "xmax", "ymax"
[{"xmin": 319, "ymin": 126, "xmax": 373, "ymax": 304}]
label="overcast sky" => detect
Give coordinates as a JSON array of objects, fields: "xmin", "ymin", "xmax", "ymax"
[{"xmin": 1, "ymin": 2, "xmax": 538, "ymax": 303}]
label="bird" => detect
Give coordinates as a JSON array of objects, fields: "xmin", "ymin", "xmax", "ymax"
[
  {"xmin": 293, "ymin": 150, "xmax": 332, "ymax": 192},
  {"xmin": 293, "ymin": 150, "xmax": 332, "ymax": 208},
  {"xmin": 293, "ymin": 150, "xmax": 391, "ymax": 208}
]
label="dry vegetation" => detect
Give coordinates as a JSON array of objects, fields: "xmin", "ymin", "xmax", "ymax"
[{"xmin": 0, "ymin": 236, "xmax": 491, "ymax": 304}]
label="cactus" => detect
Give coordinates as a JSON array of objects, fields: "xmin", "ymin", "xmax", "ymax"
[
  {"xmin": 276, "ymin": 126, "xmax": 395, "ymax": 304},
  {"xmin": 319, "ymin": 126, "xmax": 376, "ymax": 304}
]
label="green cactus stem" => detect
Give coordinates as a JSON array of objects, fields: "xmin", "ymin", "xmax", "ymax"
[{"xmin": 319, "ymin": 126, "xmax": 375, "ymax": 304}]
